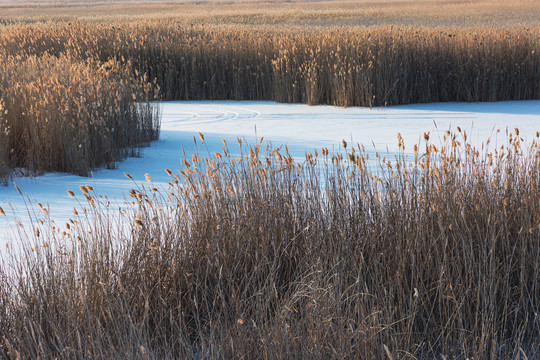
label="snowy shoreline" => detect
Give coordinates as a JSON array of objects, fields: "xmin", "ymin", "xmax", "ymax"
[{"xmin": 1, "ymin": 100, "xmax": 539, "ymax": 244}]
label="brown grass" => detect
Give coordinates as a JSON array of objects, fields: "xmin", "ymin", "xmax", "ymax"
[
  {"xmin": 0, "ymin": 1, "xmax": 539, "ymax": 358},
  {"xmin": 0, "ymin": 2, "xmax": 538, "ymax": 180},
  {"xmin": 0, "ymin": 2, "xmax": 538, "ymax": 358},
  {"xmin": 0, "ymin": 52, "xmax": 160, "ymax": 177},
  {"xmin": 0, "ymin": 0, "xmax": 539, "ymax": 27},
  {"xmin": 1, "ymin": 22, "xmax": 538, "ymax": 108},
  {"xmin": 0, "ymin": 131, "xmax": 538, "ymax": 358}
]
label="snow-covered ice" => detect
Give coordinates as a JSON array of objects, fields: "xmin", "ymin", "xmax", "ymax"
[{"xmin": 1, "ymin": 100, "xmax": 539, "ymax": 244}]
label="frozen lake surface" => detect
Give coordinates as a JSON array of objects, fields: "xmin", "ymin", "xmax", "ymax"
[{"xmin": 1, "ymin": 100, "xmax": 539, "ymax": 244}]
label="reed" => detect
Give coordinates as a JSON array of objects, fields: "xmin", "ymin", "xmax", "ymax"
[
  {"xmin": 1, "ymin": 0, "xmax": 538, "ymax": 28},
  {"xmin": 0, "ymin": 51, "xmax": 160, "ymax": 177},
  {"xmin": 2, "ymin": 22, "xmax": 538, "ymax": 107},
  {"xmin": 1, "ymin": 3, "xmax": 538, "ymax": 357},
  {"xmin": 1, "ymin": 20, "xmax": 538, "ymax": 180},
  {"xmin": 1, "ymin": 131, "xmax": 538, "ymax": 358}
]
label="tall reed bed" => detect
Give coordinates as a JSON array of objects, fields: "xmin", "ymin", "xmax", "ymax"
[
  {"xmin": 0, "ymin": 52, "xmax": 160, "ymax": 177},
  {"xmin": 0, "ymin": 22, "xmax": 538, "ymax": 179},
  {"xmin": 2, "ymin": 22, "xmax": 538, "ymax": 107},
  {"xmin": 1, "ymin": 131, "xmax": 538, "ymax": 358}
]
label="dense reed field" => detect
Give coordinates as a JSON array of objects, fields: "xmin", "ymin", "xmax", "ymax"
[
  {"xmin": 1, "ymin": 22, "xmax": 539, "ymax": 107},
  {"xmin": 0, "ymin": 131, "xmax": 538, "ymax": 358},
  {"xmin": 0, "ymin": 52, "xmax": 160, "ymax": 178},
  {"xmin": 0, "ymin": 0, "xmax": 539, "ymax": 179},
  {"xmin": 1, "ymin": 0, "xmax": 539, "ymax": 28},
  {"xmin": 0, "ymin": 22, "xmax": 161, "ymax": 180},
  {"xmin": 0, "ymin": 2, "xmax": 539, "ymax": 357}
]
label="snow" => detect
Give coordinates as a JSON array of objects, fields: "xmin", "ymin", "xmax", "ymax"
[{"xmin": 1, "ymin": 100, "xmax": 539, "ymax": 245}]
